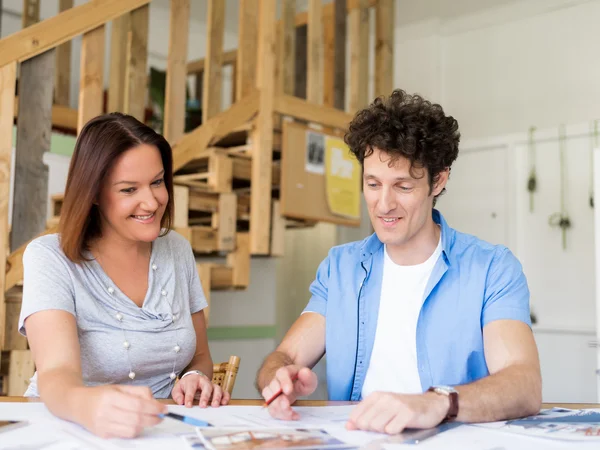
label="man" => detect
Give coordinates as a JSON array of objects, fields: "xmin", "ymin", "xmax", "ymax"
[{"xmin": 256, "ymin": 90, "xmax": 541, "ymax": 435}]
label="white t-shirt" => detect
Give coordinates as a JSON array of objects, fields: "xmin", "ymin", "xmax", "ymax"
[{"xmin": 361, "ymin": 237, "xmax": 442, "ymax": 398}]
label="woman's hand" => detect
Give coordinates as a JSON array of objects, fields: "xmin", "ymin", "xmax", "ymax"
[
  {"xmin": 75, "ymin": 385, "xmax": 167, "ymax": 439},
  {"xmin": 171, "ymin": 373, "xmax": 231, "ymax": 408}
]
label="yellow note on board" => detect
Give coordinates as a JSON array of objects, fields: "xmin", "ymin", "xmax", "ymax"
[{"xmin": 324, "ymin": 136, "xmax": 361, "ymax": 219}]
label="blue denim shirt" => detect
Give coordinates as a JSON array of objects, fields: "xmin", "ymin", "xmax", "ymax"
[{"xmin": 304, "ymin": 210, "xmax": 531, "ymax": 401}]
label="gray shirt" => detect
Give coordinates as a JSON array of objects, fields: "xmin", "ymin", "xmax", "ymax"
[{"xmin": 18, "ymin": 231, "xmax": 207, "ymax": 398}]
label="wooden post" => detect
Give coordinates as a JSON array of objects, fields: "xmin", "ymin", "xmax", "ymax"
[
  {"xmin": 250, "ymin": 0, "xmax": 276, "ymax": 255},
  {"xmin": 349, "ymin": 0, "xmax": 369, "ymax": 111},
  {"xmin": 236, "ymin": 0, "xmax": 258, "ymax": 101},
  {"xmin": 323, "ymin": 14, "xmax": 335, "ymax": 107},
  {"xmin": 216, "ymin": 193, "xmax": 236, "ymax": 252},
  {"xmin": 123, "ymin": 5, "xmax": 149, "ymax": 122},
  {"xmin": 294, "ymin": 25, "xmax": 307, "ymax": 99},
  {"xmin": 375, "ymin": 0, "xmax": 394, "ymax": 97},
  {"xmin": 333, "ymin": 0, "xmax": 347, "ymax": 110},
  {"xmin": 227, "ymin": 233, "xmax": 250, "ymax": 287},
  {"xmin": 307, "ymin": 0, "xmax": 324, "ymax": 105},
  {"xmin": 21, "ymin": 0, "xmax": 39, "ymax": 28},
  {"xmin": 78, "ymin": 26, "xmax": 105, "ymax": 133},
  {"xmin": 12, "ymin": 51, "xmax": 54, "ymax": 251},
  {"xmin": 54, "ymin": 0, "xmax": 73, "ymax": 107},
  {"xmin": 197, "ymin": 264, "xmax": 212, "ymax": 324},
  {"xmin": 108, "ymin": 13, "xmax": 131, "ymax": 112},
  {"xmin": 202, "ymin": 0, "xmax": 225, "ymax": 122},
  {"xmin": 0, "ymin": 62, "xmax": 17, "ymax": 351},
  {"xmin": 164, "ymin": 0, "xmax": 190, "ymax": 142},
  {"xmin": 270, "ymin": 200, "xmax": 285, "ymax": 256},
  {"xmin": 7, "ymin": 350, "xmax": 34, "ymax": 396},
  {"xmin": 173, "ymin": 185, "xmax": 189, "ymax": 229},
  {"xmin": 281, "ymin": 0, "xmax": 296, "ymax": 96}
]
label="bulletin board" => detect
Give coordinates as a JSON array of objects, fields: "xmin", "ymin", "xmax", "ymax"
[{"xmin": 280, "ymin": 121, "xmax": 362, "ymax": 227}]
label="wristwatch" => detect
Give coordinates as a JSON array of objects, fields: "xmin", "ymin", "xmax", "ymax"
[{"xmin": 427, "ymin": 385, "xmax": 459, "ymax": 422}]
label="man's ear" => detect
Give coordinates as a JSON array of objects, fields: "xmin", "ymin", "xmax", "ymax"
[{"xmin": 432, "ymin": 168, "xmax": 450, "ymax": 196}]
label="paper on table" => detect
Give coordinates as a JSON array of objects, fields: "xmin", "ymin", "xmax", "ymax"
[
  {"xmin": 0, "ymin": 421, "xmax": 88, "ymax": 450},
  {"xmin": 474, "ymin": 408, "xmax": 600, "ymax": 443},
  {"xmin": 166, "ymin": 405, "xmax": 356, "ymax": 429}
]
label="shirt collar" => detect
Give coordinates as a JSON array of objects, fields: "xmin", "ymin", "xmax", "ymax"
[{"xmin": 360, "ymin": 209, "xmax": 455, "ymax": 265}]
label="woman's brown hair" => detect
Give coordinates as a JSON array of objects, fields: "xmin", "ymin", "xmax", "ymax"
[{"xmin": 60, "ymin": 113, "xmax": 174, "ymax": 263}]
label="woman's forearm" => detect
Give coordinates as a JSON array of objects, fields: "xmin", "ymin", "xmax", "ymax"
[{"xmin": 38, "ymin": 368, "xmax": 86, "ymax": 423}]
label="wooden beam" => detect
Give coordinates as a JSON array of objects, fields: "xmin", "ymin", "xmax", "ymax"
[
  {"xmin": 307, "ymin": 0, "xmax": 324, "ymax": 105},
  {"xmin": 227, "ymin": 233, "xmax": 250, "ymax": 287},
  {"xmin": 216, "ymin": 193, "xmax": 236, "ymax": 251},
  {"xmin": 270, "ymin": 200, "xmax": 285, "ymax": 257},
  {"xmin": 123, "ymin": 5, "xmax": 149, "ymax": 122},
  {"xmin": 236, "ymin": 0, "xmax": 258, "ymax": 102},
  {"xmin": 164, "ymin": 0, "xmax": 190, "ymax": 142},
  {"xmin": 21, "ymin": 0, "xmax": 40, "ymax": 28},
  {"xmin": 54, "ymin": 0, "xmax": 73, "ymax": 107},
  {"xmin": 187, "ymin": 50, "xmax": 237, "ymax": 75},
  {"xmin": 172, "ymin": 90, "xmax": 259, "ymax": 172},
  {"xmin": 108, "ymin": 13, "xmax": 131, "ymax": 112},
  {"xmin": 203, "ymin": 0, "xmax": 225, "ymax": 122},
  {"xmin": 273, "ymin": 94, "xmax": 353, "ymax": 130},
  {"xmin": 0, "ymin": 62, "xmax": 17, "ymax": 350},
  {"xmin": 173, "ymin": 185, "xmax": 189, "ymax": 228},
  {"xmin": 0, "ymin": 0, "xmax": 151, "ymax": 67},
  {"xmin": 375, "ymin": 0, "xmax": 394, "ymax": 97},
  {"xmin": 250, "ymin": 0, "xmax": 276, "ymax": 255},
  {"xmin": 12, "ymin": 51, "xmax": 54, "ymax": 251},
  {"xmin": 349, "ymin": 0, "xmax": 369, "ymax": 111},
  {"xmin": 13, "ymin": 97, "xmax": 77, "ymax": 131},
  {"xmin": 281, "ymin": 0, "xmax": 296, "ymax": 96},
  {"xmin": 333, "ymin": 0, "xmax": 347, "ymax": 110},
  {"xmin": 77, "ymin": 26, "xmax": 105, "ymax": 133},
  {"xmin": 323, "ymin": 14, "xmax": 335, "ymax": 107}
]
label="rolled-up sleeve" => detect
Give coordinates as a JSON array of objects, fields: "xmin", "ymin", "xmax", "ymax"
[
  {"xmin": 482, "ymin": 247, "xmax": 531, "ymax": 328},
  {"xmin": 303, "ymin": 253, "xmax": 331, "ymax": 317}
]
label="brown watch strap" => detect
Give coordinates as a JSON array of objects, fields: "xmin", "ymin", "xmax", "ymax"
[{"xmin": 427, "ymin": 387, "xmax": 459, "ymax": 422}]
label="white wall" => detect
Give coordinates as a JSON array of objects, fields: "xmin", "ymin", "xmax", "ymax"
[{"xmin": 396, "ymin": 0, "xmax": 600, "ymax": 401}]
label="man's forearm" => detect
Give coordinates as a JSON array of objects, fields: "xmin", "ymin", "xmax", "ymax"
[
  {"xmin": 455, "ymin": 363, "xmax": 542, "ymax": 423},
  {"xmin": 256, "ymin": 350, "xmax": 294, "ymax": 392}
]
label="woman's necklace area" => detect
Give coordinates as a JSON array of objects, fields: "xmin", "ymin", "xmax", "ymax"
[{"xmin": 95, "ymin": 247, "xmax": 181, "ymax": 381}]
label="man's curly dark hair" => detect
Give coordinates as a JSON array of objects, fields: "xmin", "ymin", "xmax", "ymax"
[{"xmin": 344, "ymin": 89, "xmax": 460, "ymax": 203}]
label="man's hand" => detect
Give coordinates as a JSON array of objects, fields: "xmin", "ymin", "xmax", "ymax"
[
  {"xmin": 346, "ymin": 391, "xmax": 449, "ymax": 434},
  {"xmin": 261, "ymin": 366, "xmax": 318, "ymax": 420}
]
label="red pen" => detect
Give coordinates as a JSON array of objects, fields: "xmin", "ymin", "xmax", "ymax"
[{"xmin": 262, "ymin": 374, "xmax": 299, "ymax": 407}]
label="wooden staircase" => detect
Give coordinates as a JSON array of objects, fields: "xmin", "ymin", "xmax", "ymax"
[{"xmin": 0, "ymin": 0, "xmax": 394, "ymax": 396}]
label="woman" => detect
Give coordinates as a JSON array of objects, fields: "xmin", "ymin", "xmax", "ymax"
[{"xmin": 18, "ymin": 113, "xmax": 228, "ymax": 439}]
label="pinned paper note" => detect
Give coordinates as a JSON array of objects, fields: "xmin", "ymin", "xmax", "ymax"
[{"xmin": 325, "ymin": 136, "xmax": 361, "ymax": 219}]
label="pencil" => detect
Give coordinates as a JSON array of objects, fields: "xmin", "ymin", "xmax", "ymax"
[
  {"xmin": 262, "ymin": 374, "xmax": 299, "ymax": 407},
  {"xmin": 159, "ymin": 412, "xmax": 211, "ymax": 427}
]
